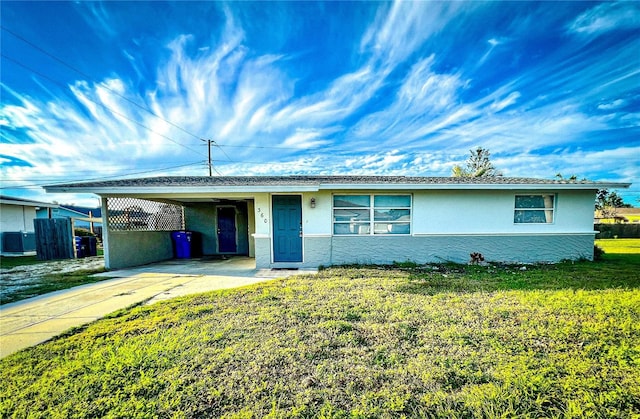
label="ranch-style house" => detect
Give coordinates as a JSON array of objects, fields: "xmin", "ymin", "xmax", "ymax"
[{"xmin": 45, "ymin": 175, "xmax": 630, "ymax": 270}]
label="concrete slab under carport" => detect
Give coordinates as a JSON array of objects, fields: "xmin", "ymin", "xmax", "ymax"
[{"xmin": 0, "ymin": 257, "xmax": 317, "ymax": 359}]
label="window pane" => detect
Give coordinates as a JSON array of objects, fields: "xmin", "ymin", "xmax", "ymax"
[
  {"xmin": 374, "ymin": 195, "xmax": 411, "ymax": 207},
  {"xmin": 373, "ymin": 209, "xmax": 410, "ymax": 221},
  {"xmin": 515, "ymin": 195, "xmax": 554, "ymax": 209},
  {"xmin": 334, "ymin": 223, "xmax": 370, "ymax": 235},
  {"xmin": 374, "ymin": 223, "xmax": 410, "ymax": 234},
  {"xmin": 514, "ymin": 210, "xmax": 553, "ymax": 223},
  {"xmin": 334, "ymin": 195, "xmax": 370, "ymax": 207},
  {"xmin": 334, "ymin": 209, "xmax": 370, "ymax": 222}
]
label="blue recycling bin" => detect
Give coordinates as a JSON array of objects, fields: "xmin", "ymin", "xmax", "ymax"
[
  {"xmin": 81, "ymin": 236, "xmax": 98, "ymax": 257},
  {"xmin": 171, "ymin": 231, "xmax": 193, "ymax": 259},
  {"xmin": 74, "ymin": 236, "xmax": 86, "ymax": 258}
]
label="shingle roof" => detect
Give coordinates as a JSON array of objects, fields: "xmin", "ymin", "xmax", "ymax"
[{"xmin": 46, "ymin": 175, "xmax": 623, "ymax": 189}]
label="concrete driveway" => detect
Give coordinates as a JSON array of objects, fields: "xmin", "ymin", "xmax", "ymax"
[{"xmin": 0, "ymin": 257, "xmax": 316, "ymax": 359}]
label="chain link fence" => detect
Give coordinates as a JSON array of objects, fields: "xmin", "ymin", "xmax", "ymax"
[{"xmin": 106, "ymin": 198, "xmax": 184, "ymax": 231}]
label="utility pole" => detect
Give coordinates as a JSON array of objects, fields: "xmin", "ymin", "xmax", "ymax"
[
  {"xmin": 201, "ymin": 138, "xmax": 213, "ymax": 176},
  {"xmin": 207, "ymin": 139, "xmax": 212, "ymax": 177}
]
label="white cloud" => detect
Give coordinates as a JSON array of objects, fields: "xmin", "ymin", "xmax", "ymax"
[
  {"xmin": 490, "ymin": 91, "xmax": 521, "ymax": 112},
  {"xmin": 478, "ymin": 37, "xmax": 507, "ymax": 65},
  {"xmin": 597, "ymin": 99, "xmax": 626, "ymax": 110},
  {"xmin": 360, "ymin": 1, "xmax": 466, "ymax": 67},
  {"xmin": 281, "ymin": 128, "xmax": 332, "ymax": 149},
  {"xmin": 569, "ymin": 2, "xmax": 640, "ymax": 35},
  {"xmin": 350, "ymin": 56, "xmax": 467, "ymax": 145},
  {"xmin": 1, "ymin": 1, "xmax": 637, "ymax": 205}
]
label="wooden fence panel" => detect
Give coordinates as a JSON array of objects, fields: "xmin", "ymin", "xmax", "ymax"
[{"xmin": 34, "ymin": 218, "xmax": 74, "ymax": 260}]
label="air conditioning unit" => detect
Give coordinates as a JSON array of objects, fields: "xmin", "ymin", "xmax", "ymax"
[{"xmin": 2, "ymin": 232, "xmax": 36, "ymax": 252}]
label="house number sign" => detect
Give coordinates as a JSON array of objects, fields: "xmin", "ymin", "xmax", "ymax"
[{"xmin": 257, "ymin": 208, "xmax": 268, "ymax": 223}]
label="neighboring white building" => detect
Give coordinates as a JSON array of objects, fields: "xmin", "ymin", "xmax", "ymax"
[
  {"xmin": 45, "ymin": 176, "xmax": 631, "ymax": 270},
  {"xmin": 0, "ymin": 196, "xmax": 57, "ymax": 255}
]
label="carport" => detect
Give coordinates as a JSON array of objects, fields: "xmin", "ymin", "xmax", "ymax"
[
  {"xmin": 100, "ymin": 195, "xmax": 257, "ymax": 270},
  {"xmin": 45, "ymin": 176, "xmax": 323, "ymax": 271}
]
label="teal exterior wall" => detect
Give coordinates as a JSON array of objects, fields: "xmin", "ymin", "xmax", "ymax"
[
  {"xmin": 253, "ymin": 234, "xmax": 594, "ymax": 269},
  {"xmin": 106, "ymin": 231, "xmax": 173, "ymax": 269},
  {"xmin": 184, "ymin": 202, "xmax": 249, "ymax": 256}
]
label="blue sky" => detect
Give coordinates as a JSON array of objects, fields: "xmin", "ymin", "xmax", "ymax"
[{"xmin": 1, "ymin": 1, "xmax": 639, "ymax": 206}]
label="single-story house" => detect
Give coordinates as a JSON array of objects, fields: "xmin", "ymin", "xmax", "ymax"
[
  {"xmin": 45, "ymin": 176, "xmax": 630, "ymax": 270},
  {"xmin": 0, "ymin": 195, "xmax": 58, "ymax": 255},
  {"xmin": 595, "ymin": 207, "xmax": 640, "ymax": 224}
]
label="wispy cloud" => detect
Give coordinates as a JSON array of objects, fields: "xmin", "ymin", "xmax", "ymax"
[
  {"xmin": 490, "ymin": 91, "xmax": 520, "ymax": 113},
  {"xmin": 360, "ymin": 1, "xmax": 466, "ymax": 67},
  {"xmin": 597, "ymin": 99, "xmax": 627, "ymax": 111},
  {"xmin": 0, "ymin": 1, "xmax": 637, "ymax": 205},
  {"xmin": 569, "ymin": 2, "xmax": 640, "ymax": 35}
]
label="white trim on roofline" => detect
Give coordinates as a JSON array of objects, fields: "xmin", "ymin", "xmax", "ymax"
[
  {"xmin": 46, "ymin": 182, "xmax": 630, "ymax": 195},
  {"xmin": 47, "ymin": 185, "xmax": 320, "ymax": 195},
  {"xmin": 316, "ymin": 182, "xmax": 630, "ymax": 191},
  {"xmin": 0, "ymin": 197, "xmax": 58, "ymax": 208}
]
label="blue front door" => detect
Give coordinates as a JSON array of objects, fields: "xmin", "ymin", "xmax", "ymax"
[
  {"xmin": 217, "ymin": 207, "xmax": 237, "ymax": 253},
  {"xmin": 272, "ymin": 195, "xmax": 302, "ymax": 262}
]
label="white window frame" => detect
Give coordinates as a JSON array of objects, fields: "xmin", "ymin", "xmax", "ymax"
[
  {"xmin": 514, "ymin": 194, "xmax": 556, "ymax": 224},
  {"xmin": 333, "ymin": 194, "xmax": 412, "ymax": 235}
]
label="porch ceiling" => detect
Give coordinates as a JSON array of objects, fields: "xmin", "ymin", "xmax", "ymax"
[{"xmin": 115, "ymin": 196, "xmax": 255, "ymax": 205}]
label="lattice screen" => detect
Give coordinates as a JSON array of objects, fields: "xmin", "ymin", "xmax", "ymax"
[{"xmin": 106, "ymin": 198, "xmax": 184, "ymax": 231}]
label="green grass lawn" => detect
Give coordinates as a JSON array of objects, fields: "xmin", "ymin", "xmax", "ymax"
[
  {"xmin": 596, "ymin": 238, "xmax": 640, "ymax": 254},
  {"xmin": 1, "ymin": 251, "xmax": 639, "ymax": 417},
  {"xmin": 0, "ymin": 255, "xmax": 41, "ymax": 270}
]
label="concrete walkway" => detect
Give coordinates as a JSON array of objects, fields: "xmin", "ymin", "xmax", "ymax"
[{"xmin": 0, "ymin": 257, "xmax": 316, "ymax": 359}]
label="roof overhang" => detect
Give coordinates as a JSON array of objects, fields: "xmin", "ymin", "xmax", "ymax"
[
  {"xmin": 45, "ymin": 178, "xmax": 631, "ymax": 196},
  {"xmin": 47, "ymin": 185, "xmax": 322, "ymax": 195},
  {"xmin": 0, "ymin": 196, "xmax": 58, "ymax": 208},
  {"xmin": 315, "ymin": 182, "xmax": 631, "ymax": 191}
]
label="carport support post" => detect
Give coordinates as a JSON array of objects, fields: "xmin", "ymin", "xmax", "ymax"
[{"xmin": 101, "ymin": 197, "xmax": 111, "ymax": 270}]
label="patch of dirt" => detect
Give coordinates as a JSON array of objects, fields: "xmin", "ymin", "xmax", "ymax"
[{"xmin": 1, "ymin": 257, "xmax": 105, "ymax": 299}]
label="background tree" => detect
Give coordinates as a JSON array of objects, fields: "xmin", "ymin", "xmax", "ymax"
[
  {"xmin": 555, "ymin": 173, "xmax": 580, "ymax": 181},
  {"xmin": 452, "ymin": 147, "xmax": 500, "ymax": 177},
  {"xmin": 596, "ymin": 189, "xmax": 631, "ymax": 219},
  {"xmin": 555, "ymin": 175, "xmax": 632, "ymax": 218}
]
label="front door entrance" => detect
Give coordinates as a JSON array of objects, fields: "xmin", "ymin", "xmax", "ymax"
[
  {"xmin": 217, "ymin": 207, "xmax": 237, "ymax": 253},
  {"xmin": 272, "ymin": 195, "xmax": 302, "ymax": 262}
]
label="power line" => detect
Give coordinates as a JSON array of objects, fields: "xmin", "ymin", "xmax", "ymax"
[
  {"xmin": 1, "ymin": 53, "xmax": 208, "ymax": 159},
  {"xmin": 0, "ymin": 26, "xmax": 345, "ymax": 156},
  {"xmin": 0, "ymin": 161, "xmax": 206, "ymax": 190},
  {"xmin": 1, "ymin": 25, "xmax": 205, "ymax": 142},
  {"xmin": 1, "ymin": 26, "xmax": 316, "ymax": 156}
]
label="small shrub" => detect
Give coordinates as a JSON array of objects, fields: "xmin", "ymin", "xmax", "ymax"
[
  {"xmin": 593, "ymin": 244, "xmax": 605, "ymax": 261},
  {"xmin": 393, "ymin": 260, "xmax": 419, "ymax": 269},
  {"xmin": 469, "ymin": 252, "xmax": 485, "ymax": 265}
]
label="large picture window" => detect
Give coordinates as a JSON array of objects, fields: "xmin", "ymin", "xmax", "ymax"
[
  {"xmin": 333, "ymin": 194, "xmax": 411, "ymax": 235},
  {"xmin": 514, "ymin": 195, "xmax": 555, "ymax": 224}
]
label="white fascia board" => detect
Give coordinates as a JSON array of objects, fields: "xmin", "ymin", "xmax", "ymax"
[
  {"xmin": 0, "ymin": 198, "xmax": 58, "ymax": 208},
  {"xmin": 46, "ymin": 181, "xmax": 630, "ymax": 195},
  {"xmin": 318, "ymin": 182, "xmax": 631, "ymax": 191},
  {"xmin": 46, "ymin": 185, "xmax": 320, "ymax": 195}
]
